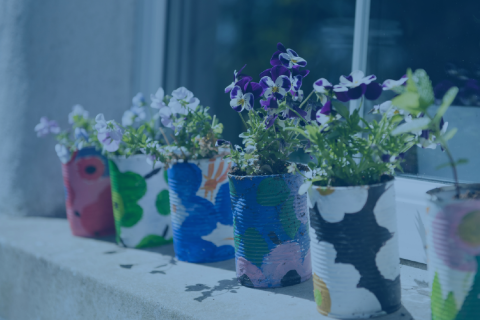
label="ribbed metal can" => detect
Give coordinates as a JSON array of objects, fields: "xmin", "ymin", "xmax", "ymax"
[
  {"xmin": 61, "ymin": 147, "xmax": 115, "ymax": 237},
  {"xmin": 426, "ymin": 184, "xmax": 480, "ymax": 320},
  {"xmin": 109, "ymin": 155, "xmax": 173, "ymax": 248},
  {"xmin": 229, "ymin": 172, "xmax": 311, "ymax": 288},
  {"xmin": 168, "ymin": 157, "xmax": 234, "ymax": 263},
  {"xmin": 308, "ymin": 180, "xmax": 401, "ymax": 318}
]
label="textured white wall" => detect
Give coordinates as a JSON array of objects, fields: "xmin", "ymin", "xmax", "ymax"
[{"xmin": 0, "ymin": 0, "xmax": 137, "ymax": 217}]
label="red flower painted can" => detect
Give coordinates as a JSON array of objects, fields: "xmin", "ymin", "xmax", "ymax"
[
  {"xmin": 61, "ymin": 147, "xmax": 115, "ymax": 237},
  {"xmin": 427, "ymin": 184, "xmax": 480, "ymax": 320}
]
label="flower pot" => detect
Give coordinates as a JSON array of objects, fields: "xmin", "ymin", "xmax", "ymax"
[
  {"xmin": 308, "ymin": 180, "xmax": 401, "ymax": 318},
  {"xmin": 109, "ymin": 155, "xmax": 173, "ymax": 248},
  {"xmin": 61, "ymin": 147, "xmax": 115, "ymax": 237},
  {"xmin": 426, "ymin": 184, "xmax": 480, "ymax": 320},
  {"xmin": 228, "ymin": 172, "xmax": 312, "ymax": 288},
  {"xmin": 168, "ymin": 157, "xmax": 234, "ymax": 263}
]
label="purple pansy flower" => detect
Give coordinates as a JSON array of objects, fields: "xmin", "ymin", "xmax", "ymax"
[
  {"xmin": 334, "ymin": 70, "xmax": 382, "ymax": 102},
  {"xmin": 382, "ymin": 75, "xmax": 408, "ymax": 91},
  {"xmin": 287, "ymin": 105, "xmax": 307, "ymax": 120},
  {"xmin": 290, "ymin": 74, "xmax": 303, "ymax": 94},
  {"xmin": 225, "ymin": 65, "xmax": 253, "ymax": 93},
  {"xmin": 292, "ymin": 89, "xmax": 304, "ymax": 102},
  {"xmin": 316, "ymin": 101, "xmax": 332, "ymax": 125},
  {"xmin": 260, "ymin": 66, "xmax": 291, "ymax": 100},
  {"xmin": 260, "ymin": 96, "xmax": 279, "ymax": 110},
  {"xmin": 215, "ymin": 139, "xmax": 231, "ymax": 147},
  {"xmin": 244, "ymin": 81, "xmax": 264, "ymax": 99},
  {"xmin": 270, "ymin": 43, "xmax": 308, "ymax": 69},
  {"xmin": 35, "ymin": 117, "xmax": 61, "ymax": 137},
  {"xmin": 230, "ymin": 86, "xmax": 254, "ymax": 112},
  {"xmin": 265, "ymin": 113, "xmax": 278, "ymax": 129},
  {"xmin": 313, "ymin": 78, "xmax": 333, "ymax": 94}
]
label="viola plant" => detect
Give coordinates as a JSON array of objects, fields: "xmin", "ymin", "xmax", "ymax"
[
  {"xmin": 144, "ymin": 86, "xmax": 226, "ymax": 164},
  {"xmin": 35, "ymin": 105, "xmax": 100, "ymax": 163},
  {"xmin": 221, "ymin": 42, "xmax": 314, "ymax": 176},
  {"xmin": 291, "ymin": 68, "xmax": 458, "ymax": 190}
]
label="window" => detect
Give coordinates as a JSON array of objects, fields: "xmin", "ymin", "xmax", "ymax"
[{"xmin": 142, "ymin": 0, "xmax": 480, "ymax": 264}]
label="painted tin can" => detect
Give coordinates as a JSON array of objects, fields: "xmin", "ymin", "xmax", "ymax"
[
  {"xmin": 61, "ymin": 147, "xmax": 115, "ymax": 237},
  {"xmin": 168, "ymin": 157, "xmax": 234, "ymax": 263},
  {"xmin": 426, "ymin": 184, "xmax": 480, "ymax": 320},
  {"xmin": 308, "ymin": 180, "xmax": 401, "ymax": 318},
  {"xmin": 109, "ymin": 155, "xmax": 173, "ymax": 248},
  {"xmin": 229, "ymin": 172, "xmax": 312, "ymax": 288}
]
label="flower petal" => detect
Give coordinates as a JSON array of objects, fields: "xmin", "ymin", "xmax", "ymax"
[
  {"xmin": 260, "ymin": 76, "xmax": 274, "ymax": 89},
  {"xmin": 277, "ymin": 42, "xmax": 286, "ymax": 53},
  {"xmin": 279, "ymin": 53, "xmax": 292, "ymax": 68},
  {"xmin": 335, "ymin": 91, "xmax": 350, "ymax": 102},
  {"xmin": 365, "ymin": 82, "xmax": 382, "ymax": 100},
  {"xmin": 271, "ymin": 65, "xmax": 291, "ymax": 81},
  {"xmin": 293, "ymin": 57, "xmax": 307, "ymax": 67},
  {"xmin": 230, "ymin": 86, "xmax": 243, "ymax": 99},
  {"xmin": 347, "ymin": 84, "xmax": 366, "ymax": 100},
  {"xmin": 259, "ymin": 68, "xmax": 272, "ymax": 79},
  {"xmin": 276, "ymin": 75, "xmax": 291, "ymax": 91},
  {"xmin": 245, "ymin": 81, "xmax": 264, "ymax": 99},
  {"xmin": 286, "ymin": 48, "xmax": 298, "ymax": 57},
  {"xmin": 270, "ymin": 51, "xmax": 282, "ymax": 67},
  {"xmin": 243, "ymin": 93, "xmax": 254, "ymax": 111}
]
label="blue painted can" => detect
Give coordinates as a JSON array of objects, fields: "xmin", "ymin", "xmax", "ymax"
[
  {"xmin": 168, "ymin": 158, "xmax": 235, "ymax": 263},
  {"xmin": 229, "ymin": 172, "xmax": 312, "ymax": 288}
]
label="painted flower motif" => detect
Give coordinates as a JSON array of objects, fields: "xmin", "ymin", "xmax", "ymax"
[
  {"xmin": 382, "ymin": 75, "xmax": 408, "ymax": 91},
  {"xmin": 225, "ymin": 64, "xmax": 252, "ymax": 93},
  {"xmin": 230, "ymin": 86, "xmax": 254, "ymax": 112},
  {"xmin": 334, "ymin": 70, "xmax": 382, "ymax": 102},
  {"xmin": 95, "ymin": 114, "xmax": 123, "ymax": 152},
  {"xmin": 168, "ymin": 87, "xmax": 200, "ymax": 115},
  {"xmin": 122, "ymin": 105, "xmax": 146, "ymax": 127},
  {"xmin": 260, "ymin": 66, "xmax": 291, "ymax": 100},
  {"xmin": 132, "ymin": 92, "xmax": 146, "ymax": 107},
  {"xmin": 55, "ymin": 144, "xmax": 71, "ymax": 164},
  {"xmin": 270, "ymin": 42, "xmax": 307, "ymax": 69},
  {"xmin": 35, "ymin": 117, "xmax": 60, "ymax": 137},
  {"xmin": 372, "ymin": 101, "xmax": 404, "ymax": 118},
  {"xmin": 77, "ymin": 157, "xmax": 105, "ymax": 181},
  {"xmin": 68, "ymin": 105, "xmax": 89, "ymax": 124},
  {"xmin": 433, "ymin": 201, "xmax": 480, "ymax": 272}
]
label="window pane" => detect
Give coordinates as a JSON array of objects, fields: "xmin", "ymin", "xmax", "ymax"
[
  {"xmin": 367, "ymin": 0, "xmax": 480, "ymax": 183},
  {"xmin": 166, "ymin": 0, "xmax": 356, "ymax": 145}
]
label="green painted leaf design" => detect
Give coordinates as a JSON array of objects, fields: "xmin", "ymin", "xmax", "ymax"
[
  {"xmin": 163, "ymin": 169, "xmax": 168, "ymax": 184},
  {"xmin": 314, "ymin": 288, "xmax": 322, "ymax": 307},
  {"xmin": 155, "ymin": 189, "xmax": 170, "ymax": 216},
  {"xmin": 109, "ymin": 160, "xmax": 146, "ymax": 228},
  {"xmin": 443, "ymin": 292, "xmax": 457, "ymax": 320},
  {"xmin": 229, "ymin": 178, "xmax": 236, "ymax": 196},
  {"xmin": 256, "ymin": 177, "xmax": 290, "ymax": 207},
  {"xmin": 431, "ymin": 271, "xmax": 458, "ymax": 320},
  {"xmin": 233, "ymin": 216, "xmax": 240, "ymax": 252},
  {"xmin": 280, "ymin": 197, "xmax": 301, "ymax": 239},
  {"xmin": 135, "ymin": 234, "xmax": 172, "ymax": 248},
  {"xmin": 244, "ymin": 227, "xmax": 270, "ymax": 268}
]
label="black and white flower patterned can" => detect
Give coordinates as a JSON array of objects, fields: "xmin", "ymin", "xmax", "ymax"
[{"xmin": 308, "ymin": 180, "xmax": 401, "ymax": 319}]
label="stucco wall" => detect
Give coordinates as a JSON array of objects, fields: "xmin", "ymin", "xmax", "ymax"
[{"xmin": 0, "ymin": 0, "xmax": 137, "ymax": 217}]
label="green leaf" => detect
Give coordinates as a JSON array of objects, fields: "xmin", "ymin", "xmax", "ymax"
[
  {"xmin": 391, "ymin": 118, "xmax": 430, "ymax": 135},
  {"xmin": 434, "ymin": 86, "xmax": 459, "ymax": 123},
  {"xmin": 307, "ymin": 162, "xmax": 316, "ymax": 170},
  {"xmin": 441, "ymin": 128, "xmax": 457, "ymax": 142},
  {"xmin": 413, "ymin": 69, "xmax": 435, "ymax": 110},
  {"xmin": 332, "ymin": 101, "xmax": 350, "ymax": 119},
  {"xmin": 435, "ymin": 158, "xmax": 468, "ymax": 170},
  {"xmin": 391, "ymin": 92, "xmax": 421, "ymax": 114}
]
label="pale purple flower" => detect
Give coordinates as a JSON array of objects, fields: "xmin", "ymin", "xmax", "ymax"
[
  {"xmin": 35, "ymin": 117, "xmax": 60, "ymax": 137},
  {"xmin": 150, "ymin": 87, "xmax": 167, "ymax": 109},
  {"xmin": 313, "ymin": 78, "xmax": 333, "ymax": 94},
  {"xmin": 68, "ymin": 105, "xmax": 89, "ymax": 124},
  {"xmin": 260, "ymin": 66, "xmax": 291, "ymax": 100},
  {"xmin": 122, "ymin": 105, "xmax": 146, "ymax": 127},
  {"xmin": 74, "ymin": 127, "xmax": 89, "ymax": 141},
  {"xmin": 334, "ymin": 70, "xmax": 382, "ymax": 102},
  {"xmin": 230, "ymin": 86, "xmax": 254, "ymax": 112},
  {"xmin": 95, "ymin": 114, "xmax": 123, "ymax": 152},
  {"xmin": 168, "ymin": 87, "xmax": 200, "ymax": 115},
  {"xmin": 158, "ymin": 106, "xmax": 174, "ymax": 129},
  {"xmin": 382, "ymin": 75, "xmax": 408, "ymax": 90},
  {"xmin": 225, "ymin": 65, "xmax": 252, "ymax": 93},
  {"xmin": 132, "ymin": 92, "xmax": 146, "ymax": 106},
  {"xmin": 279, "ymin": 49, "xmax": 307, "ymax": 69},
  {"xmin": 55, "ymin": 144, "xmax": 71, "ymax": 164},
  {"xmin": 265, "ymin": 113, "xmax": 278, "ymax": 129}
]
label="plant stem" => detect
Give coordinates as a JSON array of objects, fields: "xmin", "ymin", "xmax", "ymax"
[
  {"xmin": 443, "ymin": 144, "xmax": 460, "ymax": 197},
  {"xmin": 158, "ymin": 127, "xmax": 171, "ymax": 146},
  {"xmin": 238, "ymin": 112, "xmax": 248, "ymax": 130},
  {"xmin": 298, "ymin": 90, "xmax": 315, "ymax": 110}
]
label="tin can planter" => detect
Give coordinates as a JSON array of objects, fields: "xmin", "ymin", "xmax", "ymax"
[
  {"xmin": 168, "ymin": 157, "xmax": 234, "ymax": 263},
  {"xmin": 228, "ymin": 173, "xmax": 312, "ymax": 288},
  {"xmin": 61, "ymin": 147, "xmax": 115, "ymax": 237},
  {"xmin": 109, "ymin": 155, "xmax": 173, "ymax": 248},
  {"xmin": 308, "ymin": 180, "xmax": 401, "ymax": 319},
  {"xmin": 426, "ymin": 184, "xmax": 480, "ymax": 320}
]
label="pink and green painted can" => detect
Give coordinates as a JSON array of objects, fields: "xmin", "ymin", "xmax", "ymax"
[
  {"xmin": 229, "ymin": 172, "xmax": 311, "ymax": 288},
  {"xmin": 62, "ymin": 147, "xmax": 115, "ymax": 237},
  {"xmin": 427, "ymin": 185, "xmax": 480, "ymax": 320}
]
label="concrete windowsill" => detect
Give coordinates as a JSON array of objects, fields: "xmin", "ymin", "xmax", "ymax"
[{"xmin": 0, "ymin": 217, "xmax": 431, "ymax": 320}]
